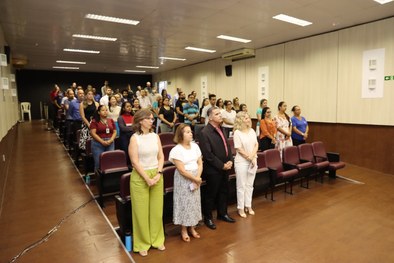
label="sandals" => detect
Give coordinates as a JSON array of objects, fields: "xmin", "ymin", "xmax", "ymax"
[
  {"xmin": 181, "ymin": 231, "xmax": 190, "ymax": 242},
  {"xmin": 138, "ymin": 250, "xmax": 148, "ymax": 257},
  {"xmin": 238, "ymin": 209, "xmax": 247, "ymax": 218},
  {"xmin": 189, "ymin": 227, "xmax": 201, "ymax": 239},
  {"xmin": 245, "ymin": 207, "xmax": 255, "ymax": 215}
]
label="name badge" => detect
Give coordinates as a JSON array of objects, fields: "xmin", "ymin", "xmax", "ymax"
[{"xmin": 106, "ymin": 128, "xmax": 110, "ymax": 134}]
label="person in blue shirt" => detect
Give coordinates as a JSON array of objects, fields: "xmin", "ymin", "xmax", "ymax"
[
  {"xmin": 291, "ymin": 105, "xmax": 309, "ymax": 146},
  {"xmin": 183, "ymin": 93, "xmax": 200, "ymax": 130}
]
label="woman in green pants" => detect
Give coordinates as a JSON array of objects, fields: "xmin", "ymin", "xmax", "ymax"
[{"xmin": 129, "ymin": 108, "xmax": 165, "ymax": 257}]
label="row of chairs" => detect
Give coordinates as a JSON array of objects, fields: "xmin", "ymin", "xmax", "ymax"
[{"xmin": 114, "ymin": 140, "xmax": 345, "ymax": 240}]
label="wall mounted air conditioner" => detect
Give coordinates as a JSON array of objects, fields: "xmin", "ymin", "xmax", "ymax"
[{"xmin": 222, "ymin": 48, "xmax": 255, "ymax": 61}]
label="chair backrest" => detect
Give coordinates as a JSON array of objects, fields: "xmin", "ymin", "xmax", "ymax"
[
  {"xmin": 99, "ymin": 150, "xmax": 128, "ymax": 173},
  {"xmin": 20, "ymin": 102, "xmax": 31, "ymax": 112},
  {"xmin": 76, "ymin": 129, "xmax": 81, "ymax": 144},
  {"xmin": 256, "ymin": 152, "xmax": 266, "ymax": 168},
  {"xmin": 311, "ymin": 141, "xmax": 328, "ymax": 161},
  {"xmin": 193, "ymin": 124, "xmax": 205, "ymax": 141},
  {"xmin": 227, "ymin": 137, "xmax": 236, "ymax": 155},
  {"xmin": 263, "ymin": 149, "xmax": 284, "ymax": 173},
  {"xmin": 283, "ymin": 146, "xmax": 301, "ymax": 165},
  {"xmin": 159, "ymin": 132, "xmax": 175, "ymax": 146},
  {"xmin": 163, "ymin": 165, "xmax": 176, "ymax": 192},
  {"xmin": 85, "ymin": 139, "xmax": 92, "ymax": 155},
  {"xmin": 119, "ymin": 173, "xmax": 131, "ymax": 199},
  {"xmin": 298, "ymin": 143, "xmax": 315, "ymax": 163},
  {"xmin": 162, "ymin": 144, "xmax": 176, "ymax": 162}
]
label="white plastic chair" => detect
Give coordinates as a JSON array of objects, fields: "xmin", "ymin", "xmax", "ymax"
[{"xmin": 20, "ymin": 102, "xmax": 31, "ymax": 121}]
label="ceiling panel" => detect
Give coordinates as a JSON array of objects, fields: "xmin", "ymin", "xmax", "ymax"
[{"xmin": 0, "ymin": 0, "xmax": 393, "ymax": 74}]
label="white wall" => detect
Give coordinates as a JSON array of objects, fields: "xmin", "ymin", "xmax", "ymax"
[
  {"xmin": 0, "ymin": 25, "xmax": 19, "ymax": 141},
  {"xmin": 154, "ymin": 17, "xmax": 394, "ymax": 126}
]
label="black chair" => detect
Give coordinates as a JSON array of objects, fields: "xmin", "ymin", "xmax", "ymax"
[
  {"xmin": 312, "ymin": 141, "xmax": 346, "ymax": 178},
  {"xmin": 115, "ymin": 173, "xmax": 132, "ymax": 241},
  {"xmin": 81, "ymin": 139, "xmax": 94, "ymax": 177},
  {"xmin": 283, "ymin": 146, "xmax": 314, "ymax": 189},
  {"xmin": 263, "ymin": 149, "xmax": 298, "ymax": 200},
  {"xmin": 96, "ymin": 150, "xmax": 130, "ymax": 207},
  {"xmin": 163, "ymin": 166, "xmax": 176, "ymax": 224}
]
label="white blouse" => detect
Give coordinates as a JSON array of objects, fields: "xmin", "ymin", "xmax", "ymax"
[
  {"xmin": 134, "ymin": 133, "xmax": 159, "ymax": 170},
  {"xmin": 169, "ymin": 142, "xmax": 201, "ymax": 170}
]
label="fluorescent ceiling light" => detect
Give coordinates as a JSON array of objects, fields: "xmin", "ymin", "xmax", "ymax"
[
  {"xmin": 158, "ymin": 56, "xmax": 186, "ymax": 61},
  {"xmin": 53, "ymin": 66, "xmax": 79, "ymax": 70},
  {"xmin": 217, "ymin": 35, "xmax": 251, "ymax": 43},
  {"xmin": 85, "ymin": 14, "xmax": 140, "ymax": 25},
  {"xmin": 63, "ymin": 48, "xmax": 100, "ymax": 54},
  {"xmin": 273, "ymin": 14, "xmax": 312, "ymax": 27},
  {"xmin": 72, "ymin": 34, "xmax": 117, "ymax": 41},
  {"xmin": 124, "ymin": 70, "xmax": 146, "ymax": 73},
  {"xmin": 374, "ymin": 0, "xmax": 393, "ymax": 4},
  {"xmin": 56, "ymin": 60, "xmax": 86, "ymax": 65},
  {"xmin": 185, "ymin": 46, "xmax": 216, "ymax": 53},
  {"xmin": 136, "ymin": 65, "xmax": 159, "ymax": 69}
]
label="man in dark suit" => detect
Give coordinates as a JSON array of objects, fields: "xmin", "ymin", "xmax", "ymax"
[{"xmin": 199, "ymin": 106, "xmax": 235, "ymax": 230}]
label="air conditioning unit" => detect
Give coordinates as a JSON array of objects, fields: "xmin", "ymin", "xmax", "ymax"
[{"xmin": 222, "ymin": 48, "xmax": 255, "ymax": 61}]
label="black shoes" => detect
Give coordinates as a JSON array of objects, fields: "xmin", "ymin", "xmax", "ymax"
[
  {"xmin": 217, "ymin": 214, "xmax": 236, "ymax": 223},
  {"xmin": 204, "ymin": 219, "xmax": 217, "ymax": 230}
]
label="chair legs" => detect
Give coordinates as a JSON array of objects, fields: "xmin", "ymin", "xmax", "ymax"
[
  {"xmin": 284, "ymin": 181, "xmax": 293, "ymax": 195},
  {"xmin": 329, "ymin": 170, "xmax": 337, "ymax": 178},
  {"xmin": 300, "ymin": 176, "xmax": 310, "ymax": 189}
]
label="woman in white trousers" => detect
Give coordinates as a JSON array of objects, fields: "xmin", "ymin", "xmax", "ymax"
[{"xmin": 233, "ymin": 111, "xmax": 259, "ymax": 218}]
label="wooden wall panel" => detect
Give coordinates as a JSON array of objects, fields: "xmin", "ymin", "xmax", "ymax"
[
  {"xmin": 0, "ymin": 124, "xmax": 18, "ymax": 209},
  {"xmin": 308, "ymin": 122, "xmax": 394, "ymax": 175}
]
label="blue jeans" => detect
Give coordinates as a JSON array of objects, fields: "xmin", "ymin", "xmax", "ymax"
[{"xmin": 91, "ymin": 138, "xmax": 115, "ymax": 170}]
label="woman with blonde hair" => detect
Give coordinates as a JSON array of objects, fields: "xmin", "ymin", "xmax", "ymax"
[
  {"xmin": 129, "ymin": 109, "xmax": 165, "ymax": 256},
  {"xmin": 233, "ymin": 111, "xmax": 259, "ymax": 218}
]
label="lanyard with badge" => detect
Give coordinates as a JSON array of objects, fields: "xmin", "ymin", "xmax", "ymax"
[{"xmin": 101, "ymin": 119, "xmax": 110, "ymax": 134}]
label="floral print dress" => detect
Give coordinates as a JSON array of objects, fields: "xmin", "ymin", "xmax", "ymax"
[{"xmin": 273, "ymin": 115, "xmax": 293, "ymax": 159}]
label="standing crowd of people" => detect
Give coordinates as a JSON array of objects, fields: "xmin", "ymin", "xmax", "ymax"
[{"xmin": 49, "ymin": 81, "xmax": 309, "ymax": 257}]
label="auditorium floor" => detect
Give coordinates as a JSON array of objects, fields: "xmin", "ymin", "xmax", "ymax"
[{"xmin": 1, "ymin": 121, "xmax": 394, "ymax": 263}]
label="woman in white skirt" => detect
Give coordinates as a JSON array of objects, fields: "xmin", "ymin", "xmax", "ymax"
[
  {"xmin": 169, "ymin": 124, "xmax": 203, "ymax": 242},
  {"xmin": 233, "ymin": 111, "xmax": 259, "ymax": 218}
]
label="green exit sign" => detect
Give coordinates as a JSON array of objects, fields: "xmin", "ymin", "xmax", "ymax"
[{"xmin": 384, "ymin": 76, "xmax": 392, "ymax": 81}]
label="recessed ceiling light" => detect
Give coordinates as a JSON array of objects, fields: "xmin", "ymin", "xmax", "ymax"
[
  {"xmin": 158, "ymin": 56, "xmax": 186, "ymax": 61},
  {"xmin": 72, "ymin": 34, "xmax": 117, "ymax": 41},
  {"xmin": 85, "ymin": 14, "xmax": 140, "ymax": 25},
  {"xmin": 217, "ymin": 35, "xmax": 251, "ymax": 43},
  {"xmin": 124, "ymin": 70, "xmax": 146, "ymax": 73},
  {"xmin": 185, "ymin": 46, "xmax": 216, "ymax": 53},
  {"xmin": 63, "ymin": 48, "xmax": 100, "ymax": 54},
  {"xmin": 56, "ymin": 60, "xmax": 86, "ymax": 64},
  {"xmin": 53, "ymin": 66, "xmax": 79, "ymax": 70},
  {"xmin": 136, "ymin": 65, "xmax": 159, "ymax": 69},
  {"xmin": 273, "ymin": 14, "xmax": 312, "ymax": 27},
  {"xmin": 373, "ymin": 0, "xmax": 393, "ymax": 4}
]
